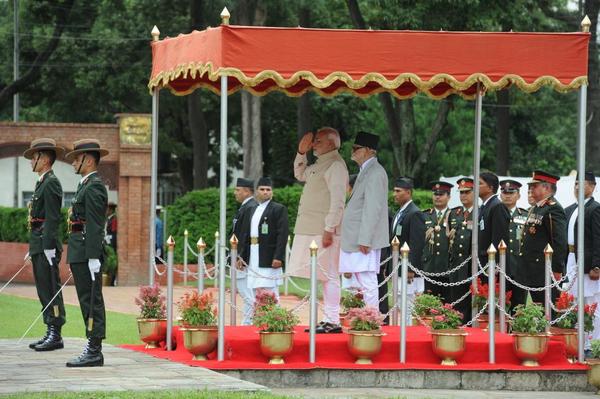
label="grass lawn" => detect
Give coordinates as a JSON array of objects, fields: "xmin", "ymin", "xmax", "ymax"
[
  {"xmin": 0, "ymin": 391, "xmax": 294, "ymax": 399},
  {"xmin": 0, "ymin": 294, "xmax": 141, "ymax": 345}
]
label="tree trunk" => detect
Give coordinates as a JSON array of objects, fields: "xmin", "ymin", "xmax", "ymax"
[
  {"xmin": 187, "ymin": 0, "xmax": 209, "ymax": 189},
  {"xmin": 187, "ymin": 90, "xmax": 209, "ymax": 188},
  {"xmin": 495, "ymin": 89, "xmax": 510, "ymax": 175},
  {"xmin": 585, "ymin": 0, "xmax": 600, "ymax": 171}
]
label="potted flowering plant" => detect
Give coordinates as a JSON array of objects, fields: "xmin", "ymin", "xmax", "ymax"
[
  {"xmin": 340, "ymin": 290, "xmax": 365, "ymax": 328},
  {"xmin": 252, "ymin": 289, "xmax": 299, "ymax": 364},
  {"xmin": 470, "ymin": 278, "xmax": 512, "ymax": 330},
  {"xmin": 429, "ymin": 303, "xmax": 467, "ymax": 366},
  {"xmin": 134, "ymin": 284, "xmax": 167, "ymax": 349},
  {"xmin": 588, "ymin": 340, "xmax": 600, "ymax": 392},
  {"xmin": 511, "ymin": 303, "xmax": 549, "ymax": 366},
  {"xmin": 412, "ymin": 293, "xmax": 443, "ymax": 326},
  {"xmin": 552, "ymin": 292, "xmax": 597, "ymax": 363},
  {"xmin": 345, "ymin": 306, "xmax": 385, "ymax": 364},
  {"xmin": 177, "ymin": 290, "xmax": 217, "ymax": 360}
]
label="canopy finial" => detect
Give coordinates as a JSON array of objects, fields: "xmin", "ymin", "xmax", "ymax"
[
  {"xmin": 582, "ymin": 15, "xmax": 591, "ymax": 32},
  {"xmin": 151, "ymin": 25, "xmax": 160, "ymax": 41},
  {"xmin": 221, "ymin": 7, "xmax": 231, "ymax": 25}
]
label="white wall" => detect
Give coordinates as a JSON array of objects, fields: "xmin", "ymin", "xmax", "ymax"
[{"xmin": 0, "ymin": 157, "xmax": 117, "ymax": 208}]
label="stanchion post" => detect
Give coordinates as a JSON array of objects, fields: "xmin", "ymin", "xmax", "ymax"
[
  {"xmin": 391, "ymin": 236, "xmax": 400, "ymax": 326},
  {"xmin": 544, "ymin": 244, "xmax": 553, "ymax": 333},
  {"xmin": 214, "ymin": 231, "xmax": 220, "ymax": 289},
  {"xmin": 183, "ymin": 229, "xmax": 188, "ymax": 286},
  {"xmin": 197, "ymin": 237, "xmax": 205, "ymax": 293},
  {"xmin": 400, "ymin": 242, "xmax": 410, "ymax": 363},
  {"xmin": 309, "ymin": 240, "xmax": 318, "ymax": 363},
  {"xmin": 498, "ymin": 240, "xmax": 507, "ymax": 334},
  {"xmin": 487, "ymin": 244, "xmax": 497, "ymax": 364},
  {"xmin": 166, "ymin": 235, "xmax": 175, "ymax": 351},
  {"xmin": 230, "ymin": 234, "xmax": 238, "ymax": 326},
  {"xmin": 284, "ymin": 235, "xmax": 291, "ymax": 296}
]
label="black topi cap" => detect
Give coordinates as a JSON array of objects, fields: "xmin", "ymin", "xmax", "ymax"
[
  {"xmin": 257, "ymin": 176, "xmax": 273, "ymax": 187},
  {"xmin": 235, "ymin": 177, "xmax": 254, "ymax": 189},
  {"xmin": 576, "ymin": 171, "xmax": 596, "ymax": 183},
  {"xmin": 394, "ymin": 177, "xmax": 414, "ymax": 189},
  {"xmin": 353, "ymin": 131, "xmax": 379, "ymax": 150}
]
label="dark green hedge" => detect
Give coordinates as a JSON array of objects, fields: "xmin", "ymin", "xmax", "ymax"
[
  {"xmin": 166, "ymin": 186, "xmax": 433, "ymax": 263},
  {"xmin": 0, "ymin": 207, "xmax": 69, "ymax": 243}
]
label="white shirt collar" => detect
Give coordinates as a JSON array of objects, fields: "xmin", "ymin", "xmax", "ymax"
[
  {"xmin": 241, "ymin": 196, "xmax": 253, "ymax": 206},
  {"xmin": 38, "ymin": 170, "xmax": 51, "ymax": 182},
  {"xmin": 482, "ymin": 194, "xmax": 496, "ymax": 207},
  {"xmin": 258, "ymin": 199, "xmax": 270, "ymax": 208},
  {"xmin": 399, "ymin": 200, "xmax": 413, "ymax": 212},
  {"xmin": 360, "ymin": 156, "xmax": 375, "ymax": 171},
  {"xmin": 80, "ymin": 171, "xmax": 97, "ymax": 184}
]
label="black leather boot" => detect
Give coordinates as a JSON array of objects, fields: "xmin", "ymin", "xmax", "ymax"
[
  {"xmin": 34, "ymin": 325, "xmax": 64, "ymax": 351},
  {"xmin": 66, "ymin": 337, "xmax": 103, "ymax": 367},
  {"xmin": 29, "ymin": 325, "xmax": 51, "ymax": 349}
]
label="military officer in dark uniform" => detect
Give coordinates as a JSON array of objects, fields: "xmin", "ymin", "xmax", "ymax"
[
  {"xmin": 521, "ymin": 170, "xmax": 567, "ymax": 304},
  {"xmin": 499, "ymin": 179, "xmax": 528, "ymax": 312},
  {"xmin": 232, "ymin": 177, "xmax": 257, "ymax": 325},
  {"xmin": 447, "ymin": 177, "xmax": 475, "ymax": 322},
  {"xmin": 422, "ymin": 181, "xmax": 453, "ymax": 301},
  {"xmin": 478, "ymin": 172, "xmax": 510, "ymax": 273},
  {"xmin": 64, "ymin": 139, "xmax": 109, "ymax": 367},
  {"xmin": 23, "ymin": 138, "xmax": 67, "ymax": 351}
]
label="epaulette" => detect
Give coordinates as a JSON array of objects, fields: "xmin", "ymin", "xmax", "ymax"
[
  {"xmin": 451, "ymin": 206, "xmax": 463, "ymax": 215},
  {"xmin": 516, "ymin": 207, "xmax": 527, "ymax": 215},
  {"xmin": 422, "ymin": 208, "xmax": 433, "ymax": 214}
]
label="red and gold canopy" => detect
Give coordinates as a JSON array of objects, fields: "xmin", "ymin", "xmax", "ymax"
[{"xmin": 149, "ymin": 25, "xmax": 589, "ymax": 99}]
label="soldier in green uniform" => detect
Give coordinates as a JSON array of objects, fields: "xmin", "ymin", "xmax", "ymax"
[
  {"xmin": 23, "ymin": 138, "xmax": 67, "ymax": 351},
  {"xmin": 499, "ymin": 179, "xmax": 528, "ymax": 312},
  {"xmin": 422, "ymin": 181, "xmax": 453, "ymax": 302},
  {"xmin": 521, "ymin": 170, "xmax": 567, "ymax": 304},
  {"xmin": 447, "ymin": 177, "xmax": 474, "ymax": 321},
  {"xmin": 64, "ymin": 139, "xmax": 109, "ymax": 367}
]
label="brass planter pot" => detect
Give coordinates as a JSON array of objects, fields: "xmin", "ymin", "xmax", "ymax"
[
  {"xmin": 430, "ymin": 328, "xmax": 468, "ymax": 366},
  {"xmin": 259, "ymin": 331, "xmax": 295, "ymax": 364},
  {"xmin": 587, "ymin": 359, "xmax": 600, "ymax": 394},
  {"xmin": 137, "ymin": 318, "xmax": 167, "ymax": 349},
  {"xmin": 477, "ymin": 314, "xmax": 500, "ymax": 331},
  {"xmin": 550, "ymin": 327, "xmax": 578, "ymax": 363},
  {"xmin": 181, "ymin": 326, "xmax": 218, "ymax": 360},
  {"xmin": 412, "ymin": 315, "xmax": 433, "ymax": 327},
  {"xmin": 512, "ymin": 333, "xmax": 549, "ymax": 367},
  {"xmin": 346, "ymin": 330, "xmax": 385, "ymax": 364}
]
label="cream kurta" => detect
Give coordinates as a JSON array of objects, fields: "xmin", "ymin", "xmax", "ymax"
[{"xmin": 288, "ymin": 150, "xmax": 348, "ymax": 281}]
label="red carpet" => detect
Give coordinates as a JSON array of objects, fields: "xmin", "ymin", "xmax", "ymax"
[{"xmin": 120, "ymin": 325, "xmax": 588, "ymax": 371}]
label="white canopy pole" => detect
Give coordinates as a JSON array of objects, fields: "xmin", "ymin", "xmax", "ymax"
[
  {"xmin": 471, "ymin": 83, "xmax": 483, "ymax": 320},
  {"xmin": 576, "ymin": 83, "xmax": 587, "ymax": 363},
  {"xmin": 217, "ymin": 74, "xmax": 228, "ymax": 361},
  {"xmin": 149, "ymin": 26, "xmax": 161, "ymax": 285}
]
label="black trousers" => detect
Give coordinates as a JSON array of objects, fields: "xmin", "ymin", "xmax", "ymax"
[
  {"xmin": 70, "ymin": 262, "xmax": 106, "ymax": 339},
  {"xmin": 377, "ymin": 265, "xmax": 390, "ymax": 322},
  {"xmin": 32, "ymin": 253, "xmax": 66, "ymax": 327},
  {"xmin": 506, "ymin": 280, "xmax": 527, "ymax": 314}
]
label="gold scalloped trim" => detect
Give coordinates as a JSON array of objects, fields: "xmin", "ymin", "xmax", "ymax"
[{"xmin": 148, "ymin": 62, "xmax": 588, "ymax": 99}]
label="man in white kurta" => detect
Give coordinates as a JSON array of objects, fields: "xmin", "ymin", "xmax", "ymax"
[
  {"xmin": 340, "ymin": 131, "xmax": 389, "ymax": 309},
  {"xmin": 288, "ymin": 127, "xmax": 348, "ymax": 332},
  {"xmin": 564, "ymin": 172, "xmax": 600, "ymax": 352}
]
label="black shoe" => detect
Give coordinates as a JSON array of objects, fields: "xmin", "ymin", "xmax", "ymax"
[
  {"xmin": 34, "ymin": 325, "xmax": 64, "ymax": 351},
  {"xmin": 304, "ymin": 321, "xmax": 326, "ymax": 333},
  {"xmin": 315, "ymin": 322, "xmax": 342, "ymax": 334},
  {"xmin": 66, "ymin": 338, "xmax": 104, "ymax": 367},
  {"xmin": 29, "ymin": 325, "xmax": 51, "ymax": 349}
]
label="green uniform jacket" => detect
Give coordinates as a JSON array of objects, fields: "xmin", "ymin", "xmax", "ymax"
[
  {"xmin": 67, "ymin": 172, "xmax": 108, "ymax": 263},
  {"xmin": 28, "ymin": 170, "xmax": 63, "ymax": 255},
  {"xmin": 520, "ymin": 197, "xmax": 567, "ymax": 287},
  {"xmin": 421, "ymin": 208, "xmax": 450, "ymax": 274},
  {"xmin": 507, "ymin": 207, "xmax": 527, "ymax": 282},
  {"xmin": 447, "ymin": 207, "xmax": 472, "ymax": 283}
]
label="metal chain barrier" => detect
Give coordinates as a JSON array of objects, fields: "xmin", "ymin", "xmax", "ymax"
[
  {"xmin": 549, "ymin": 302, "xmax": 579, "ymax": 326},
  {"xmin": 408, "ymin": 261, "xmax": 486, "ymax": 287},
  {"xmin": 416, "ymin": 256, "xmax": 472, "ymax": 278},
  {"xmin": 551, "ymin": 269, "xmax": 578, "ymax": 293},
  {"xmin": 497, "ymin": 267, "xmax": 569, "ymax": 292}
]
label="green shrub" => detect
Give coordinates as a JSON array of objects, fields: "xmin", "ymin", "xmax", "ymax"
[{"xmin": 0, "ymin": 207, "xmax": 69, "ymax": 243}]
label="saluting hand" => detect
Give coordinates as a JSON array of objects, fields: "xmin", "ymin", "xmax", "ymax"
[
  {"xmin": 272, "ymin": 259, "xmax": 283, "ymax": 269},
  {"xmin": 298, "ymin": 132, "xmax": 314, "ymax": 155}
]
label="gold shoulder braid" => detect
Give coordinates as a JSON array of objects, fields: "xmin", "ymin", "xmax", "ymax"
[{"xmin": 27, "ymin": 201, "xmax": 33, "ymax": 232}]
